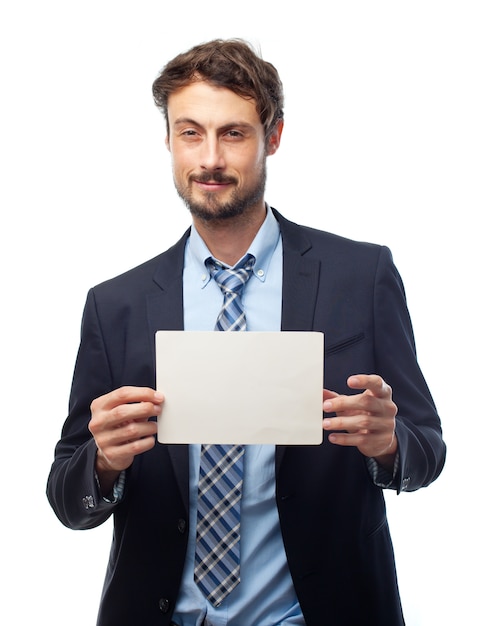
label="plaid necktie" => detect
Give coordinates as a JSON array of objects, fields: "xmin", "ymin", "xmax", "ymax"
[{"xmin": 194, "ymin": 253, "xmax": 255, "ymax": 607}]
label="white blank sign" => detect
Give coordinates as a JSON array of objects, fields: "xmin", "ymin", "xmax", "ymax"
[{"xmin": 156, "ymin": 331, "xmax": 324, "ymax": 445}]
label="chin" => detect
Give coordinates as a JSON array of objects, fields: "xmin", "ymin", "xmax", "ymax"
[{"xmin": 187, "ymin": 201, "xmax": 247, "ymax": 222}]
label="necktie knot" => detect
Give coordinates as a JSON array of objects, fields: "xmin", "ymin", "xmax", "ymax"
[{"xmin": 206, "ymin": 254, "xmax": 256, "ymax": 297}]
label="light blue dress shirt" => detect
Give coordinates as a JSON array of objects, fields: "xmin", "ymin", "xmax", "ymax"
[{"xmin": 173, "ymin": 207, "xmax": 306, "ymax": 625}]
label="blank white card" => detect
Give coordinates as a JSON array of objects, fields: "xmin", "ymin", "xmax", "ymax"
[{"xmin": 156, "ymin": 331, "xmax": 324, "ymax": 445}]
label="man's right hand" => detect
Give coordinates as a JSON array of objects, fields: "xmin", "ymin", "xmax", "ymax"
[{"xmin": 88, "ymin": 387, "xmax": 164, "ymax": 495}]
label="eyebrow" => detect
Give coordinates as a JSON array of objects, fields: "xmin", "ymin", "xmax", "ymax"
[{"xmin": 172, "ymin": 117, "xmax": 257, "ymax": 133}]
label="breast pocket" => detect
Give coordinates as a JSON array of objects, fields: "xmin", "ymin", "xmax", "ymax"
[{"xmin": 325, "ymin": 331, "xmax": 366, "ymax": 357}]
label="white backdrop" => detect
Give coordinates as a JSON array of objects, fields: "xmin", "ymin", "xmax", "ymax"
[{"xmin": 1, "ymin": 2, "xmax": 490, "ymax": 624}]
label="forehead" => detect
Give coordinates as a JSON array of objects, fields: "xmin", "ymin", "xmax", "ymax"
[{"xmin": 167, "ymin": 80, "xmax": 261, "ymax": 128}]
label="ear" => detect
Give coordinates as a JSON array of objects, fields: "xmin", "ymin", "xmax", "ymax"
[
  {"xmin": 165, "ymin": 134, "xmax": 170, "ymax": 152},
  {"xmin": 266, "ymin": 120, "xmax": 284, "ymax": 156}
]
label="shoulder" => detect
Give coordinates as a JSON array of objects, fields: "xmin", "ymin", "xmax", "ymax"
[
  {"xmin": 272, "ymin": 207, "xmax": 391, "ymax": 265},
  {"xmin": 90, "ymin": 229, "xmax": 190, "ymax": 299}
]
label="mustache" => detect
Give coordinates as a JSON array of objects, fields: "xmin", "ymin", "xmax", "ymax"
[{"xmin": 191, "ymin": 172, "xmax": 238, "ymax": 185}]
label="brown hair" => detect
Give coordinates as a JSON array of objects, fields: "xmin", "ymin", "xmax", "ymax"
[{"xmin": 152, "ymin": 39, "xmax": 284, "ymax": 140}]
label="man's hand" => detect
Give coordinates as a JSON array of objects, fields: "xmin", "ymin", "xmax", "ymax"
[
  {"xmin": 322, "ymin": 374, "xmax": 398, "ymax": 470},
  {"xmin": 89, "ymin": 387, "xmax": 164, "ymax": 494}
]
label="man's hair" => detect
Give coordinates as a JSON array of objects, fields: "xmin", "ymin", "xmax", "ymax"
[{"xmin": 152, "ymin": 39, "xmax": 284, "ymax": 140}]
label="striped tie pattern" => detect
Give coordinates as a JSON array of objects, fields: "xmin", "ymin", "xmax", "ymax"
[{"xmin": 194, "ymin": 254, "xmax": 255, "ymax": 607}]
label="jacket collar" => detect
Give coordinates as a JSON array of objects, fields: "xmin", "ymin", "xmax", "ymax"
[{"xmin": 149, "ymin": 209, "xmax": 320, "ymax": 331}]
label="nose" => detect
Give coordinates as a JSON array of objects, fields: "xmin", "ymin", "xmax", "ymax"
[{"xmin": 199, "ymin": 137, "xmax": 225, "ymax": 171}]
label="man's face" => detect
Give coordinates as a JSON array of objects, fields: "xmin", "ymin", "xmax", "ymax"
[{"xmin": 166, "ymin": 80, "xmax": 281, "ymax": 222}]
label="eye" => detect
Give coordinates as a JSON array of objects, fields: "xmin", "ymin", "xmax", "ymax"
[
  {"xmin": 178, "ymin": 128, "xmax": 201, "ymax": 142},
  {"xmin": 224, "ymin": 129, "xmax": 244, "ymax": 140}
]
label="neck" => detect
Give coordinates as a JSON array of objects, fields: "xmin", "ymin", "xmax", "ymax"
[{"xmin": 193, "ymin": 202, "xmax": 267, "ymax": 266}]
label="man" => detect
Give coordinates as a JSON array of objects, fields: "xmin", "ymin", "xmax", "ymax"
[{"xmin": 47, "ymin": 39, "xmax": 446, "ymax": 625}]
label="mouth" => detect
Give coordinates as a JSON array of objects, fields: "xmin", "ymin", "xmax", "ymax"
[
  {"xmin": 194, "ymin": 180, "xmax": 230, "ymax": 192},
  {"xmin": 191, "ymin": 173, "xmax": 237, "ymax": 192}
]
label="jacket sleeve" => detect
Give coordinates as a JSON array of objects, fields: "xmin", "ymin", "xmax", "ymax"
[
  {"xmin": 373, "ymin": 246, "xmax": 446, "ymax": 493},
  {"xmin": 46, "ymin": 289, "xmax": 123, "ymax": 529}
]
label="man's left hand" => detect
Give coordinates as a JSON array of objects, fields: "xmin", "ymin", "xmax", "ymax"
[{"xmin": 323, "ymin": 374, "xmax": 398, "ymax": 470}]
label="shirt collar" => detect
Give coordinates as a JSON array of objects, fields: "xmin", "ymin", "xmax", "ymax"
[{"xmin": 187, "ymin": 204, "xmax": 281, "ymax": 288}]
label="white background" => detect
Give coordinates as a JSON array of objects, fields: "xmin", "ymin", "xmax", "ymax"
[{"xmin": 1, "ymin": 1, "xmax": 490, "ymax": 624}]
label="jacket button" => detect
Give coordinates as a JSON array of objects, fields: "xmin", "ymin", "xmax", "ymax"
[
  {"xmin": 82, "ymin": 495, "xmax": 95, "ymax": 509},
  {"xmin": 158, "ymin": 598, "xmax": 170, "ymax": 613},
  {"xmin": 177, "ymin": 518, "xmax": 187, "ymax": 534}
]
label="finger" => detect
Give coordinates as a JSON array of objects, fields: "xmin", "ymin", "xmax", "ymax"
[
  {"xmin": 347, "ymin": 374, "xmax": 392, "ymax": 398},
  {"xmin": 93, "ymin": 387, "xmax": 164, "ymax": 412},
  {"xmin": 323, "ymin": 413, "xmax": 374, "ymax": 434},
  {"xmin": 115, "ymin": 419, "xmax": 159, "ymax": 444},
  {"xmin": 90, "ymin": 404, "xmax": 162, "ymax": 444},
  {"xmin": 113, "ymin": 386, "xmax": 164, "ymax": 407},
  {"xmin": 95, "ymin": 419, "xmax": 158, "ymax": 454},
  {"xmin": 111, "ymin": 399, "xmax": 163, "ymax": 423},
  {"xmin": 98, "ymin": 428, "xmax": 157, "ymax": 471},
  {"xmin": 323, "ymin": 389, "xmax": 339, "ymax": 401},
  {"xmin": 323, "ymin": 391, "xmax": 374, "ymax": 418},
  {"xmin": 328, "ymin": 431, "xmax": 368, "ymax": 446},
  {"xmin": 91, "ymin": 402, "xmax": 160, "ymax": 436},
  {"xmin": 327, "ymin": 427, "xmax": 397, "ymax": 460},
  {"xmin": 327, "ymin": 430, "xmax": 384, "ymax": 451}
]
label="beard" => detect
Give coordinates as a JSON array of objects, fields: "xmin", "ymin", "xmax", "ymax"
[{"xmin": 174, "ymin": 159, "xmax": 267, "ymax": 223}]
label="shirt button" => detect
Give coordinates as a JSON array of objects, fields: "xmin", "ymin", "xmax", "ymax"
[{"xmin": 257, "ymin": 269, "xmax": 264, "ymax": 277}]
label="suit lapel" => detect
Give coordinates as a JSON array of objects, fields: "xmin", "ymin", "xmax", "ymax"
[
  {"xmin": 273, "ymin": 209, "xmax": 321, "ymax": 469},
  {"xmin": 279, "ymin": 234, "xmax": 320, "ymax": 332},
  {"xmin": 146, "ymin": 230, "xmax": 190, "ymax": 509},
  {"xmin": 146, "ymin": 230, "xmax": 189, "ymax": 338}
]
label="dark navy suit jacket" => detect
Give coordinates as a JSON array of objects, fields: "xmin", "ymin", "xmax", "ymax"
[{"xmin": 47, "ymin": 209, "xmax": 446, "ymax": 625}]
